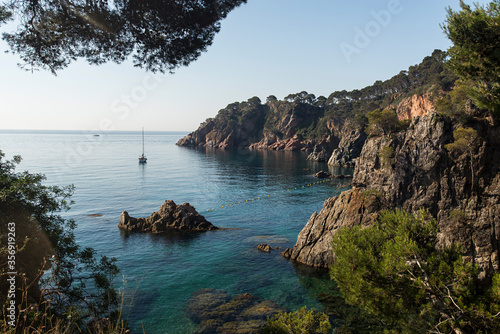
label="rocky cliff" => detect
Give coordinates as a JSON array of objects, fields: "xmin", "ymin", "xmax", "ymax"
[
  {"xmin": 285, "ymin": 112, "xmax": 500, "ymax": 279},
  {"xmin": 327, "ymin": 126, "xmax": 367, "ymax": 167},
  {"xmin": 177, "ymin": 93, "xmax": 434, "ymax": 166},
  {"xmin": 393, "ymin": 92, "xmax": 435, "ymax": 121},
  {"xmin": 178, "ymin": 51, "xmax": 453, "ymax": 166}
]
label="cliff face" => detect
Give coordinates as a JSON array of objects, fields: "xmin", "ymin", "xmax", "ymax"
[
  {"xmin": 176, "ymin": 100, "xmax": 268, "ymax": 150},
  {"xmin": 285, "ymin": 112, "xmax": 500, "ymax": 278},
  {"xmin": 327, "ymin": 126, "xmax": 367, "ymax": 167},
  {"xmin": 177, "ymin": 93, "xmax": 436, "ymax": 168},
  {"xmin": 394, "ymin": 92, "xmax": 434, "ymax": 121}
]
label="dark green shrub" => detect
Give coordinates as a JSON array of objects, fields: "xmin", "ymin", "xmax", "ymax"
[{"xmin": 262, "ymin": 306, "xmax": 331, "ymax": 334}]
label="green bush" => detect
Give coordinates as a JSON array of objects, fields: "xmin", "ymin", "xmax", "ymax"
[
  {"xmin": 365, "ymin": 109, "xmax": 405, "ymax": 137},
  {"xmin": 331, "ymin": 209, "xmax": 500, "ymax": 334},
  {"xmin": 262, "ymin": 306, "xmax": 331, "ymax": 334}
]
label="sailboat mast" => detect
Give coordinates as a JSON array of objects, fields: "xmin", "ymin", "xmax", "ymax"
[{"xmin": 142, "ymin": 127, "xmax": 145, "ymax": 155}]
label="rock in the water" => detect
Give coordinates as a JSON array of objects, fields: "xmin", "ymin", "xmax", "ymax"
[
  {"xmin": 332, "ymin": 174, "xmax": 352, "ymax": 179},
  {"xmin": 257, "ymin": 244, "xmax": 271, "ymax": 252},
  {"xmin": 186, "ymin": 289, "xmax": 285, "ymax": 334},
  {"xmin": 314, "ymin": 171, "xmax": 331, "ymax": 179},
  {"xmin": 118, "ymin": 200, "xmax": 217, "ymax": 233}
]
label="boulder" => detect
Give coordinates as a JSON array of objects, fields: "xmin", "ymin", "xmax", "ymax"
[{"xmin": 118, "ymin": 200, "xmax": 217, "ymax": 233}]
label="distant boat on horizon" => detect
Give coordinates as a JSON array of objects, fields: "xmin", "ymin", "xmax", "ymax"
[{"xmin": 139, "ymin": 127, "xmax": 147, "ymax": 163}]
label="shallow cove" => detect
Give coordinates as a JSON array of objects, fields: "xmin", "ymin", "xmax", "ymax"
[{"xmin": 0, "ymin": 131, "xmax": 352, "ymax": 333}]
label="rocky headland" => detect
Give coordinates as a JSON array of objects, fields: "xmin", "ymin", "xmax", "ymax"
[
  {"xmin": 177, "ymin": 52, "xmax": 446, "ymax": 167},
  {"xmin": 176, "ymin": 93, "xmax": 434, "ymax": 167},
  {"xmin": 284, "ymin": 111, "xmax": 500, "ymax": 280},
  {"xmin": 118, "ymin": 200, "xmax": 217, "ymax": 233}
]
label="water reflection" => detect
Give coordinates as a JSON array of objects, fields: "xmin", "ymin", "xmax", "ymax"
[{"xmin": 119, "ymin": 228, "xmax": 204, "ymax": 248}]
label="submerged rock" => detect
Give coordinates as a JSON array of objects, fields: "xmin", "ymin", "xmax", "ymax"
[
  {"xmin": 257, "ymin": 244, "xmax": 271, "ymax": 252},
  {"xmin": 118, "ymin": 200, "xmax": 217, "ymax": 233},
  {"xmin": 314, "ymin": 171, "xmax": 331, "ymax": 179},
  {"xmin": 186, "ymin": 289, "xmax": 285, "ymax": 334}
]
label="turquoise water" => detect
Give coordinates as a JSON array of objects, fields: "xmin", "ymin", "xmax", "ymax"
[{"xmin": 0, "ymin": 131, "xmax": 351, "ymax": 333}]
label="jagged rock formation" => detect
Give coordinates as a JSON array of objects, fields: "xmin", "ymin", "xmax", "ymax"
[
  {"xmin": 186, "ymin": 289, "xmax": 285, "ymax": 333},
  {"xmin": 118, "ymin": 200, "xmax": 217, "ymax": 233},
  {"xmin": 307, "ymin": 135, "xmax": 339, "ymax": 162},
  {"xmin": 285, "ymin": 112, "xmax": 500, "ymax": 279},
  {"xmin": 328, "ymin": 127, "xmax": 367, "ymax": 167}
]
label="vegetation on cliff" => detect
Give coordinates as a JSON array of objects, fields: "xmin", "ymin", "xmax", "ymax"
[{"xmin": 331, "ymin": 209, "xmax": 500, "ymax": 333}]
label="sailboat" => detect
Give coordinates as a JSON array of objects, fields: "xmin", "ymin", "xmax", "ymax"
[{"xmin": 138, "ymin": 127, "xmax": 147, "ymax": 163}]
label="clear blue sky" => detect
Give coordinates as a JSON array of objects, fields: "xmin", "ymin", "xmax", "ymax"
[{"xmin": 0, "ymin": 0, "xmax": 491, "ymax": 131}]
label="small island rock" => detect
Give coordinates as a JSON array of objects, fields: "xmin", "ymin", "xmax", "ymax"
[{"xmin": 118, "ymin": 200, "xmax": 217, "ymax": 233}]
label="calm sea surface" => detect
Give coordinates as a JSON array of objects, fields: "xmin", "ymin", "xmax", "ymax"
[{"xmin": 0, "ymin": 130, "xmax": 352, "ymax": 333}]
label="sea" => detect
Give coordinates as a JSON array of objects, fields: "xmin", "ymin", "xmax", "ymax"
[{"xmin": 0, "ymin": 130, "xmax": 353, "ymax": 333}]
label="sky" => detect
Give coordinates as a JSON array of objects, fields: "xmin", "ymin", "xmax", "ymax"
[{"xmin": 0, "ymin": 0, "xmax": 493, "ymax": 132}]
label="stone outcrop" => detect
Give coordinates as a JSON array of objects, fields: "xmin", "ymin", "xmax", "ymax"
[
  {"xmin": 285, "ymin": 112, "xmax": 500, "ymax": 278},
  {"xmin": 394, "ymin": 92, "xmax": 434, "ymax": 120},
  {"xmin": 118, "ymin": 200, "xmax": 217, "ymax": 233},
  {"xmin": 327, "ymin": 127, "xmax": 367, "ymax": 167},
  {"xmin": 282, "ymin": 188, "xmax": 381, "ymax": 268},
  {"xmin": 186, "ymin": 289, "xmax": 285, "ymax": 333},
  {"xmin": 307, "ymin": 135, "xmax": 340, "ymax": 162}
]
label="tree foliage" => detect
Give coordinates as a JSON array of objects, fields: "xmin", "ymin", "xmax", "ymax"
[
  {"xmin": 261, "ymin": 306, "xmax": 331, "ymax": 334},
  {"xmin": 445, "ymin": 127, "xmax": 479, "ymax": 154},
  {"xmin": 0, "ymin": 151, "xmax": 119, "ymax": 330},
  {"xmin": 331, "ymin": 209, "xmax": 500, "ymax": 334},
  {"xmin": 443, "ymin": 0, "xmax": 500, "ymax": 114},
  {"xmin": 365, "ymin": 109, "xmax": 405, "ymax": 137},
  {"xmin": 0, "ymin": 5, "xmax": 11, "ymax": 24},
  {"xmin": 435, "ymin": 83, "xmax": 475, "ymax": 121},
  {"xmin": 1, "ymin": 0, "xmax": 246, "ymax": 74}
]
